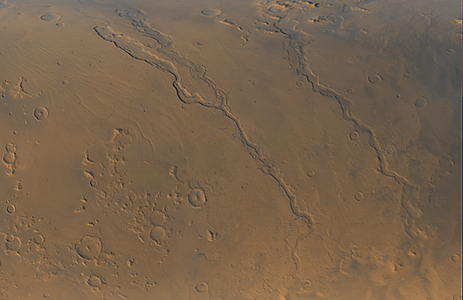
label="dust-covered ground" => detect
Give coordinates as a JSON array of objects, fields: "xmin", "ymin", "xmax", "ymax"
[{"xmin": 0, "ymin": 0, "xmax": 461, "ymax": 299}]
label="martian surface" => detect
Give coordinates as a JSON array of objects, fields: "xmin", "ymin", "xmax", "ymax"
[{"xmin": 0, "ymin": 0, "xmax": 461, "ymax": 299}]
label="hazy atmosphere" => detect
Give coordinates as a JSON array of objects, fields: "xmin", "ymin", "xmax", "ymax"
[{"xmin": 0, "ymin": 0, "xmax": 461, "ymax": 299}]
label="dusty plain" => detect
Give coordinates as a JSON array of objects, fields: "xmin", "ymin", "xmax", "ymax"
[{"xmin": 0, "ymin": 0, "xmax": 461, "ymax": 299}]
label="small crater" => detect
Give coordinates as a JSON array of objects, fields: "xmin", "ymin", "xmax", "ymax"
[
  {"xmin": 88, "ymin": 275, "xmax": 102, "ymax": 287},
  {"xmin": 6, "ymin": 204, "xmax": 15, "ymax": 213},
  {"xmin": 150, "ymin": 226, "xmax": 166, "ymax": 244},
  {"xmin": 5, "ymin": 143, "xmax": 16, "ymax": 153},
  {"xmin": 40, "ymin": 13, "xmax": 61, "ymax": 22},
  {"xmin": 34, "ymin": 106, "xmax": 49, "ymax": 120},
  {"xmin": 302, "ymin": 279, "xmax": 312, "ymax": 289},
  {"xmin": 268, "ymin": 4, "xmax": 287, "ymax": 13},
  {"xmin": 188, "ymin": 188, "xmax": 207, "ymax": 207},
  {"xmin": 5, "ymin": 235, "xmax": 21, "ymax": 251},
  {"xmin": 3, "ymin": 152, "xmax": 15, "ymax": 164},
  {"xmin": 195, "ymin": 282, "xmax": 209, "ymax": 293},
  {"xmin": 307, "ymin": 169, "xmax": 315, "ymax": 177},
  {"xmin": 34, "ymin": 234, "xmax": 45, "ymax": 245},
  {"xmin": 414, "ymin": 97, "xmax": 427, "ymax": 108},
  {"xmin": 349, "ymin": 131, "xmax": 359, "ymax": 140},
  {"xmin": 90, "ymin": 178, "xmax": 99, "ymax": 188},
  {"xmin": 150, "ymin": 211, "xmax": 166, "ymax": 226},
  {"xmin": 386, "ymin": 146, "xmax": 394, "ymax": 154},
  {"xmin": 77, "ymin": 236, "xmax": 102, "ymax": 260},
  {"xmin": 368, "ymin": 74, "xmax": 382, "ymax": 84},
  {"xmin": 354, "ymin": 191, "xmax": 364, "ymax": 201},
  {"xmin": 200, "ymin": 9, "xmax": 221, "ymax": 17}
]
